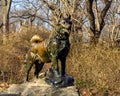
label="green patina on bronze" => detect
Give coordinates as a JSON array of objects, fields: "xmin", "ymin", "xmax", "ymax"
[{"xmin": 24, "ymin": 16, "xmax": 72, "ymax": 82}]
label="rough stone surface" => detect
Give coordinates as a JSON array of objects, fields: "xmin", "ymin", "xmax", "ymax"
[{"xmin": 0, "ymin": 79, "xmax": 79, "ymax": 96}]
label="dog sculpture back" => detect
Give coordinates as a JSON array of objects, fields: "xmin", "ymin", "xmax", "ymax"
[{"xmin": 24, "ymin": 16, "xmax": 72, "ymax": 84}]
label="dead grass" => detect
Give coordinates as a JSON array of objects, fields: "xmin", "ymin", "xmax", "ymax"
[{"xmin": 66, "ymin": 42, "xmax": 120, "ymax": 95}]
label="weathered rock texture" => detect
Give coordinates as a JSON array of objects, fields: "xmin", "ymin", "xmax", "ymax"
[{"xmin": 0, "ymin": 79, "xmax": 79, "ymax": 96}]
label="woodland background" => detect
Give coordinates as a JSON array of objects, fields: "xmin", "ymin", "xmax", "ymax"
[{"xmin": 0, "ymin": 0, "xmax": 120, "ymax": 95}]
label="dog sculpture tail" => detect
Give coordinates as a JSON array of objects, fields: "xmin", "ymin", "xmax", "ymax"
[{"xmin": 30, "ymin": 35, "xmax": 43, "ymax": 46}]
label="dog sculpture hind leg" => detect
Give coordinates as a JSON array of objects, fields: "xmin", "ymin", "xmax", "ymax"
[{"xmin": 24, "ymin": 35, "xmax": 45, "ymax": 82}]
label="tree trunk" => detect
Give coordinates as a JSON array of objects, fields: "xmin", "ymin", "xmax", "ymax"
[
  {"xmin": 86, "ymin": 0, "xmax": 112, "ymax": 45},
  {"xmin": 2, "ymin": 0, "xmax": 12, "ymax": 44},
  {"xmin": 86, "ymin": 0, "xmax": 96, "ymax": 44}
]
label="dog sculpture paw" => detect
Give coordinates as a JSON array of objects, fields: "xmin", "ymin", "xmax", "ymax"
[{"xmin": 45, "ymin": 68, "xmax": 74, "ymax": 88}]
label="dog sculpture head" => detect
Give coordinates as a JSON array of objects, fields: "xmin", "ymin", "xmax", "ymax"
[
  {"xmin": 56, "ymin": 15, "xmax": 72, "ymax": 36},
  {"xmin": 60, "ymin": 16, "xmax": 72, "ymax": 30}
]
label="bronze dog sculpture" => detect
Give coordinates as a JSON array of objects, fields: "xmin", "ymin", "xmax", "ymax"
[{"xmin": 24, "ymin": 16, "xmax": 72, "ymax": 86}]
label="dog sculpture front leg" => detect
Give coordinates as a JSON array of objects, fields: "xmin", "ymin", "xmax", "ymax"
[
  {"xmin": 51, "ymin": 55, "xmax": 59, "ymax": 77},
  {"xmin": 60, "ymin": 57, "xmax": 66, "ymax": 77}
]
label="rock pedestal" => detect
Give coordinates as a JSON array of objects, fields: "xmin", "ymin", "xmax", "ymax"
[{"xmin": 1, "ymin": 78, "xmax": 79, "ymax": 96}]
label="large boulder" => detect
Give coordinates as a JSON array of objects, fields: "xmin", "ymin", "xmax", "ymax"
[{"xmin": 1, "ymin": 78, "xmax": 79, "ymax": 96}]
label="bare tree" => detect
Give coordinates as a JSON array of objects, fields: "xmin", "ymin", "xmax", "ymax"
[
  {"xmin": 0, "ymin": 0, "xmax": 117, "ymax": 46},
  {"xmin": 10, "ymin": 0, "xmax": 52, "ymax": 30},
  {"xmin": 86, "ymin": 0, "xmax": 113, "ymax": 44}
]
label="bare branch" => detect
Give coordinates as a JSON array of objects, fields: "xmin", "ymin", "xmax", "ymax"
[
  {"xmin": 99, "ymin": 0, "xmax": 113, "ymax": 32},
  {"xmin": 86, "ymin": 0, "xmax": 95, "ymax": 34}
]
